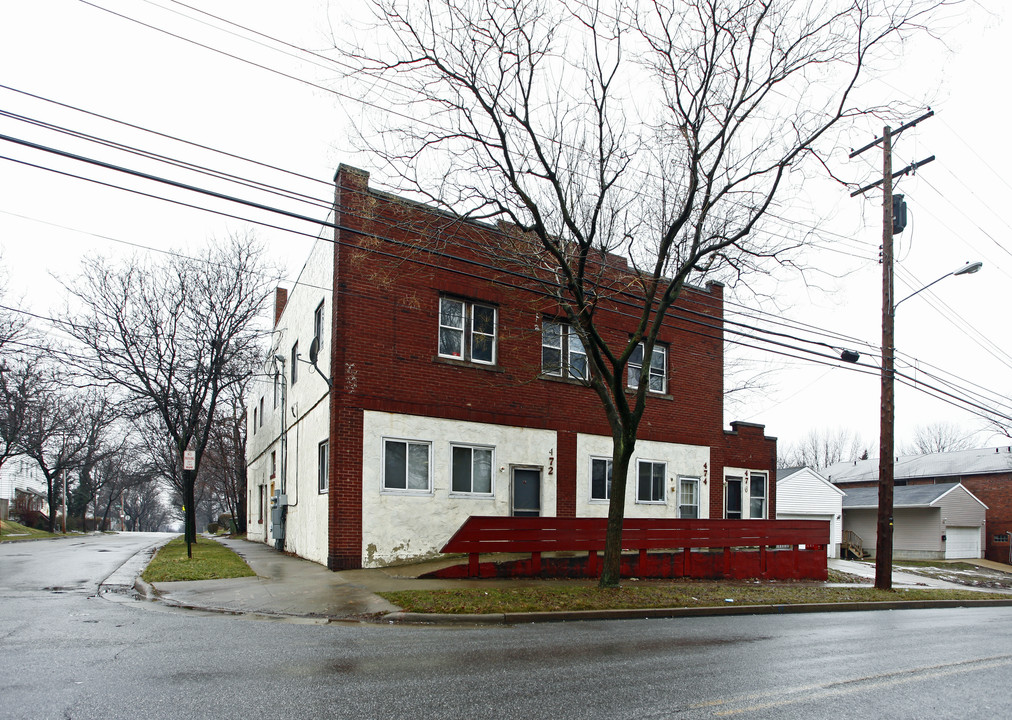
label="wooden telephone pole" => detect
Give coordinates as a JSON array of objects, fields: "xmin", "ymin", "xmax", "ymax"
[{"xmin": 850, "ymin": 111, "xmax": 934, "ymax": 590}]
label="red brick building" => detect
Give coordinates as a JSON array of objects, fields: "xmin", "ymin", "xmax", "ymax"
[
  {"xmin": 246, "ymin": 165, "xmax": 777, "ymax": 570},
  {"xmin": 825, "ymin": 447, "xmax": 1012, "ymax": 563}
]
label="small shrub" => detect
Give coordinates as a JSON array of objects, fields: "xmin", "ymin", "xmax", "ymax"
[{"xmin": 206, "ymin": 522, "xmax": 219, "ymax": 534}]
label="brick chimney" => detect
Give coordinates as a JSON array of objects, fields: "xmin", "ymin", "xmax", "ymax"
[{"xmin": 273, "ymin": 287, "xmax": 288, "ymax": 328}]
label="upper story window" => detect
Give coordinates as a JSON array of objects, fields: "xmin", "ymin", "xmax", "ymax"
[
  {"xmin": 438, "ymin": 297, "xmax": 497, "ymax": 365},
  {"xmin": 314, "ymin": 301, "xmax": 325, "ymax": 347},
  {"xmin": 636, "ymin": 460, "xmax": 665, "ymax": 504},
  {"xmin": 258, "ymin": 397, "xmax": 264, "ymax": 428},
  {"xmin": 628, "ymin": 342, "xmax": 667, "ymax": 393},
  {"xmin": 273, "ymin": 372, "xmax": 280, "ymax": 408},
  {"xmin": 590, "ymin": 457, "xmax": 612, "ymax": 502},
  {"xmin": 542, "ymin": 321, "xmax": 588, "ymax": 380},
  {"xmin": 270, "ymin": 451, "xmax": 277, "ymax": 478},
  {"xmin": 291, "ymin": 341, "xmax": 299, "ymax": 385},
  {"xmin": 252, "ymin": 407, "xmax": 258, "ymax": 434}
]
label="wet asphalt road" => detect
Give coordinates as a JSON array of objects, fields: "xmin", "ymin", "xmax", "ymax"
[{"xmin": 2, "ymin": 533, "xmax": 1011, "ymax": 719}]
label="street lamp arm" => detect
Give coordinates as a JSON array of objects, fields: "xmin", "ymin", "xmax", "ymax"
[{"xmin": 893, "ymin": 262, "xmax": 982, "ymax": 312}]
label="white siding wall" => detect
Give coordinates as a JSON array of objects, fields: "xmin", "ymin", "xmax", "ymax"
[
  {"xmin": 843, "ymin": 509, "xmax": 878, "ymax": 555},
  {"xmin": 776, "ymin": 470, "xmax": 844, "ymax": 557},
  {"xmin": 361, "ymin": 411, "xmax": 557, "ymax": 567},
  {"xmin": 246, "ymin": 238, "xmax": 332, "ymax": 565},
  {"xmin": 844, "ymin": 507, "xmax": 945, "ymax": 559},
  {"xmin": 575, "ymin": 434, "xmax": 710, "ymax": 518}
]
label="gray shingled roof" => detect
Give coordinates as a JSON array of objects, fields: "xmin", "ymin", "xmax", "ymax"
[
  {"xmin": 841, "ymin": 482, "xmax": 962, "ymax": 509},
  {"xmin": 776, "ymin": 467, "xmax": 806, "ymax": 481},
  {"xmin": 824, "ymin": 446, "xmax": 1012, "ymax": 484}
]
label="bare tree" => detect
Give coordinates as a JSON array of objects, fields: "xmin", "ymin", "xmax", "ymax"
[
  {"xmin": 198, "ymin": 382, "xmax": 249, "ymax": 533},
  {"xmin": 778, "ymin": 426, "xmax": 869, "ymax": 469},
  {"xmin": 61, "ymin": 234, "xmax": 276, "ymax": 547},
  {"xmin": 905, "ymin": 421, "xmax": 975, "ymax": 455},
  {"xmin": 342, "ymin": 0, "xmax": 948, "ymax": 586}
]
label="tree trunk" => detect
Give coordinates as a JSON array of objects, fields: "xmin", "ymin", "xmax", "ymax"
[{"xmin": 599, "ymin": 432, "xmax": 637, "ymax": 588}]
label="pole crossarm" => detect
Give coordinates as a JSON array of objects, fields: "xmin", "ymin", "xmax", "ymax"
[
  {"xmin": 850, "ymin": 156, "xmax": 935, "ymax": 197},
  {"xmin": 849, "ymin": 109, "xmax": 935, "ymax": 159}
]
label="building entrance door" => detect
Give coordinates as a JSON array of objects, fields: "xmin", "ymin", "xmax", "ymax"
[
  {"xmin": 511, "ymin": 468, "xmax": 541, "ymax": 517},
  {"xmin": 725, "ymin": 476, "xmax": 743, "ymax": 519}
]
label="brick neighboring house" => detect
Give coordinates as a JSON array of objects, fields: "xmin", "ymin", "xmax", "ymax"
[
  {"xmin": 245, "ymin": 164, "xmax": 778, "ymax": 571},
  {"xmin": 824, "ymin": 446, "xmax": 1012, "ymax": 563}
]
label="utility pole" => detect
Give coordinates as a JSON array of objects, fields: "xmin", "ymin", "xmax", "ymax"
[{"xmin": 850, "ymin": 110, "xmax": 934, "ymax": 591}]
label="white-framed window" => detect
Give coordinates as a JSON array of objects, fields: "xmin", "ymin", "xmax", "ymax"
[
  {"xmin": 678, "ymin": 476, "xmax": 699, "ymax": 518},
  {"xmin": 450, "ymin": 444, "xmax": 494, "ymax": 495},
  {"xmin": 382, "ymin": 438, "xmax": 431, "ymax": 493},
  {"xmin": 258, "ymin": 397, "xmax": 264, "ymax": 428},
  {"xmin": 542, "ymin": 321, "xmax": 588, "ymax": 380},
  {"xmin": 314, "ymin": 300, "xmax": 325, "ymax": 347},
  {"xmin": 252, "ymin": 407, "xmax": 257, "ymax": 434},
  {"xmin": 318, "ymin": 440, "xmax": 329, "ymax": 493},
  {"xmin": 291, "ymin": 342, "xmax": 299, "ymax": 385},
  {"xmin": 749, "ymin": 472, "xmax": 767, "ymax": 519},
  {"xmin": 270, "ymin": 451, "xmax": 276, "ymax": 479},
  {"xmin": 627, "ymin": 342, "xmax": 667, "ymax": 393},
  {"xmin": 438, "ymin": 297, "xmax": 497, "ymax": 365},
  {"xmin": 637, "ymin": 460, "xmax": 666, "ymax": 504},
  {"xmin": 590, "ymin": 457, "xmax": 612, "ymax": 501}
]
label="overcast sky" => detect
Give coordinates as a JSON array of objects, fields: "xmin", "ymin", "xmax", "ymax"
[{"xmin": 2, "ymin": 0, "xmax": 1010, "ymax": 457}]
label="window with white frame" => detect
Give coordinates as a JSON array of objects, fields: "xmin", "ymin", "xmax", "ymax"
[
  {"xmin": 590, "ymin": 457, "xmax": 612, "ymax": 501},
  {"xmin": 318, "ymin": 440, "xmax": 329, "ymax": 493},
  {"xmin": 627, "ymin": 342, "xmax": 667, "ymax": 393},
  {"xmin": 678, "ymin": 476, "xmax": 699, "ymax": 518},
  {"xmin": 270, "ymin": 451, "xmax": 276, "ymax": 479},
  {"xmin": 749, "ymin": 472, "xmax": 767, "ymax": 519},
  {"xmin": 542, "ymin": 321, "xmax": 588, "ymax": 380},
  {"xmin": 383, "ymin": 439, "xmax": 431, "ymax": 492},
  {"xmin": 438, "ymin": 297, "xmax": 497, "ymax": 364},
  {"xmin": 252, "ymin": 407, "xmax": 257, "ymax": 434},
  {"xmin": 637, "ymin": 460, "xmax": 665, "ymax": 503},
  {"xmin": 258, "ymin": 397, "xmax": 264, "ymax": 428},
  {"xmin": 291, "ymin": 342, "xmax": 299, "ymax": 385},
  {"xmin": 314, "ymin": 300, "xmax": 325, "ymax": 348},
  {"xmin": 450, "ymin": 444, "xmax": 493, "ymax": 494}
]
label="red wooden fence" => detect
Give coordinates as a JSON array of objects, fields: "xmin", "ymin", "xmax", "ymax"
[{"xmin": 435, "ymin": 516, "xmax": 829, "ymax": 580}]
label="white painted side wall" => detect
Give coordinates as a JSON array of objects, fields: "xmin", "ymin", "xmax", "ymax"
[
  {"xmin": 575, "ymin": 433, "xmax": 710, "ymax": 518},
  {"xmin": 246, "ymin": 237, "xmax": 332, "ymax": 564},
  {"xmin": 361, "ymin": 411, "xmax": 558, "ymax": 567}
]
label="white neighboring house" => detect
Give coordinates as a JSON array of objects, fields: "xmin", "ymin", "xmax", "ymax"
[
  {"xmin": 776, "ymin": 467, "xmax": 845, "ymax": 558},
  {"xmin": 0, "ymin": 455, "xmax": 46, "ymax": 521}
]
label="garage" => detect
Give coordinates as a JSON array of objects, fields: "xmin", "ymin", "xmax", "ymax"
[{"xmin": 945, "ymin": 526, "xmax": 982, "ymax": 559}]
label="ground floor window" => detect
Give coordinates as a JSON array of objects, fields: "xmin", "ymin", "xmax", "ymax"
[
  {"xmin": 637, "ymin": 460, "xmax": 665, "ymax": 503},
  {"xmin": 451, "ymin": 444, "xmax": 493, "ymax": 494},
  {"xmin": 749, "ymin": 472, "xmax": 767, "ymax": 519},
  {"xmin": 318, "ymin": 440, "xmax": 329, "ymax": 493},
  {"xmin": 383, "ymin": 439, "xmax": 431, "ymax": 492},
  {"xmin": 590, "ymin": 457, "xmax": 612, "ymax": 501},
  {"xmin": 678, "ymin": 476, "xmax": 699, "ymax": 518}
]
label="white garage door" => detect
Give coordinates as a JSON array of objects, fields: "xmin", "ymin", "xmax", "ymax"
[
  {"xmin": 945, "ymin": 527, "xmax": 982, "ymax": 559},
  {"xmin": 777, "ymin": 513, "xmax": 836, "ymax": 557}
]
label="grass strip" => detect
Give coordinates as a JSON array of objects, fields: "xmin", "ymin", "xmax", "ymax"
[
  {"xmin": 379, "ymin": 582, "xmax": 1009, "ymax": 614},
  {"xmin": 142, "ymin": 535, "xmax": 256, "ymax": 583},
  {"xmin": 0, "ymin": 520, "xmax": 59, "ymax": 541}
]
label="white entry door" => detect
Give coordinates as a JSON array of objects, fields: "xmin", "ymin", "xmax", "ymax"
[{"xmin": 945, "ymin": 527, "xmax": 982, "ymax": 559}]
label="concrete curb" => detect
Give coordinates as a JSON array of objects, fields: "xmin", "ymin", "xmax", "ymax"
[{"xmin": 383, "ymin": 597, "xmax": 1012, "ymax": 625}]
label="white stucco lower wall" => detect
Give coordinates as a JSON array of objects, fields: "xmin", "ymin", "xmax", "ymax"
[
  {"xmin": 361, "ymin": 411, "xmax": 558, "ymax": 567},
  {"xmin": 575, "ymin": 433, "xmax": 710, "ymax": 518}
]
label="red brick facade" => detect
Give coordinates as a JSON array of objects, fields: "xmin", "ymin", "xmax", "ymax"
[{"xmin": 325, "ymin": 165, "xmax": 776, "ymax": 570}]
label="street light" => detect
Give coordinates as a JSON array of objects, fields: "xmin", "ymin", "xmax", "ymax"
[{"xmin": 876, "ymin": 260, "xmax": 982, "ymax": 590}]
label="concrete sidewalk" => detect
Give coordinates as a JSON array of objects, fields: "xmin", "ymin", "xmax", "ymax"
[{"xmin": 137, "ymin": 537, "xmax": 1012, "ymax": 624}]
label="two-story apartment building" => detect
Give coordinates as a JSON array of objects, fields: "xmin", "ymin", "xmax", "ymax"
[{"xmin": 246, "ymin": 164, "xmax": 777, "ymax": 570}]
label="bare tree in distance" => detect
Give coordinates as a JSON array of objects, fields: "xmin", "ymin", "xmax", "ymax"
[
  {"xmin": 61, "ymin": 234, "xmax": 277, "ymax": 548},
  {"xmin": 342, "ymin": 0, "xmax": 952, "ymax": 586},
  {"xmin": 904, "ymin": 421, "xmax": 976, "ymax": 455},
  {"xmin": 778, "ymin": 426, "xmax": 869, "ymax": 470},
  {"xmin": 198, "ymin": 382, "xmax": 249, "ymax": 533}
]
